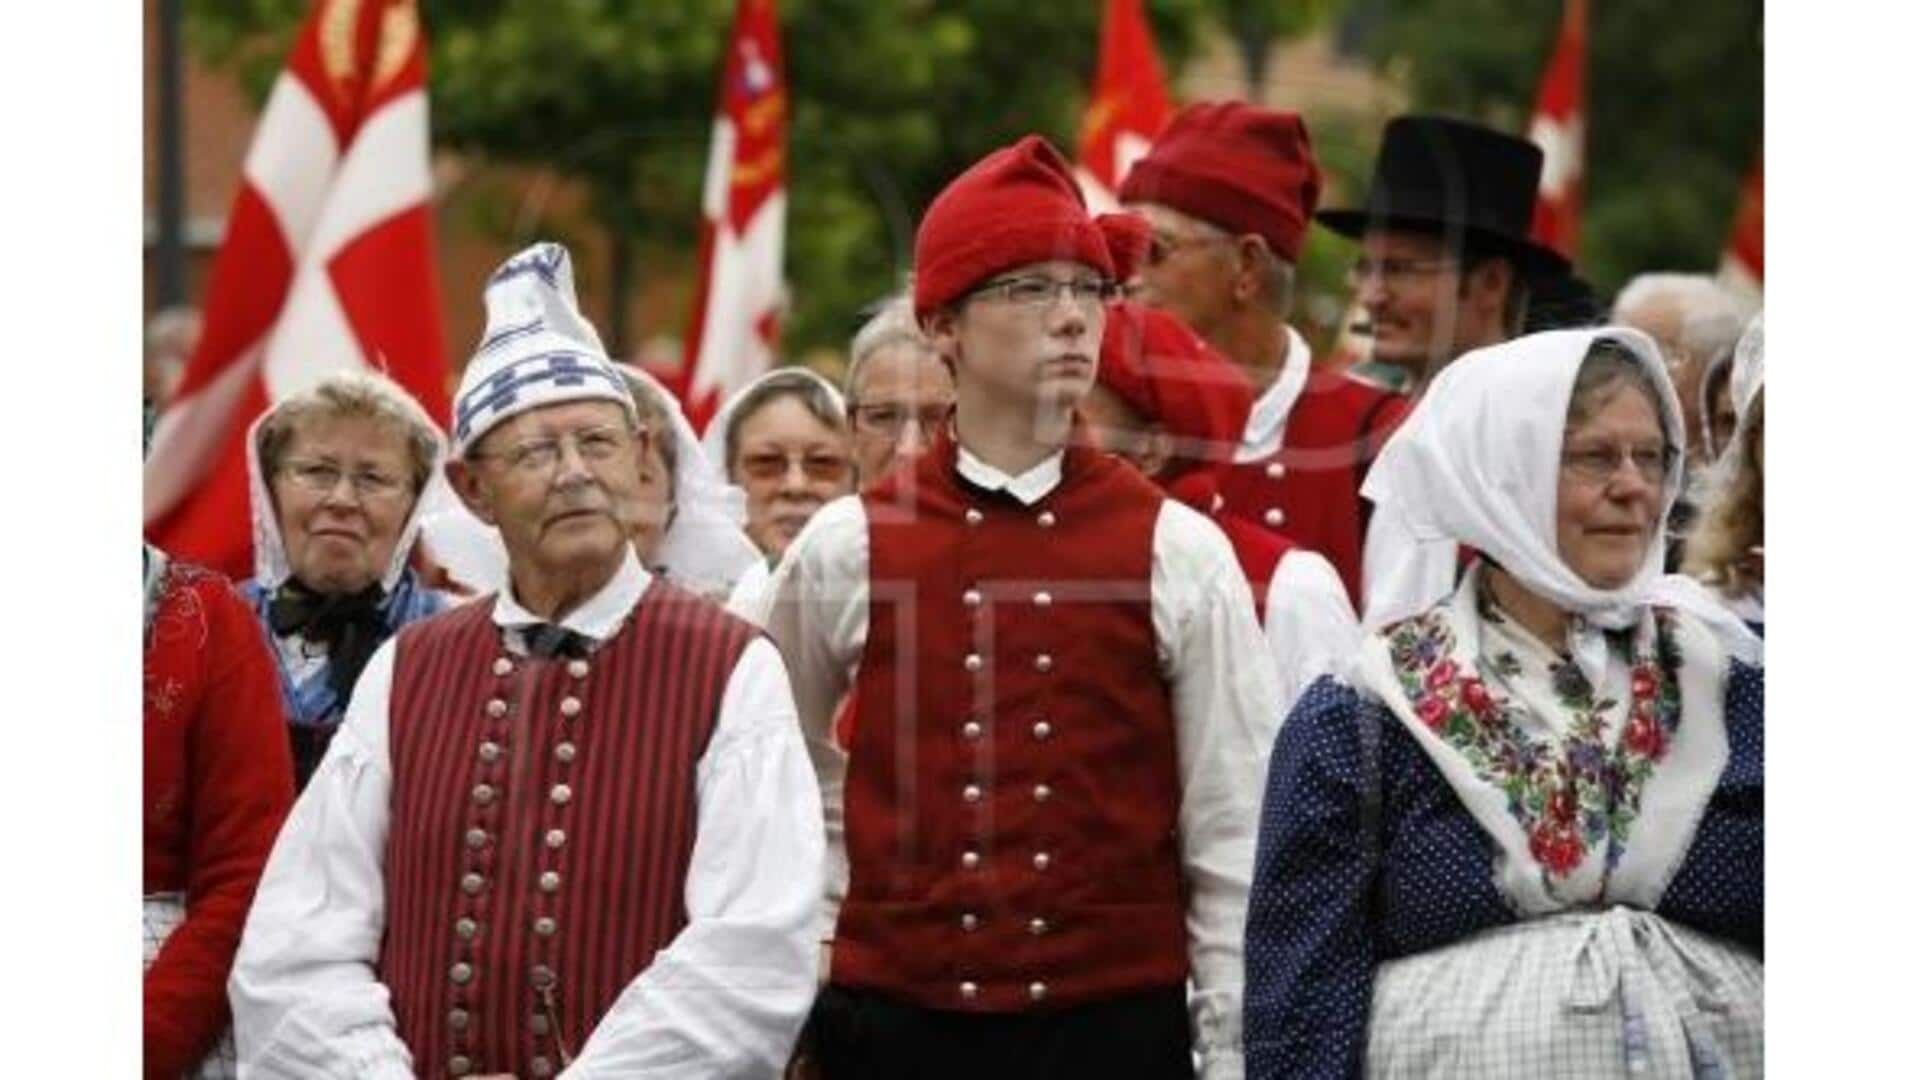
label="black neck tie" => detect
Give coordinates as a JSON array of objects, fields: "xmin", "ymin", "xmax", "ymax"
[{"xmin": 524, "ymin": 623, "xmax": 592, "ymax": 660}]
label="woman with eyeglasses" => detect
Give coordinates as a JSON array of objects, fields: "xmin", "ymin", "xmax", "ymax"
[
  {"xmin": 701, "ymin": 367, "xmax": 856, "ymax": 612},
  {"xmin": 1245, "ymin": 328, "xmax": 1764, "ymax": 1078},
  {"xmin": 241, "ymin": 370, "xmax": 452, "ymax": 789}
]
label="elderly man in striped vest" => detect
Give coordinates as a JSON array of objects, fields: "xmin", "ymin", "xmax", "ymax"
[
  {"xmin": 761, "ymin": 136, "xmax": 1275, "ymax": 1079},
  {"xmin": 231, "ymin": 243, "xmax": 824, "ymax": 1079}
]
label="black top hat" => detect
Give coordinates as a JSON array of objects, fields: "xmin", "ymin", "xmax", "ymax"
[{"xmin": 1316, "ymin": 114, "xmax": 1570, "ymax": 278}]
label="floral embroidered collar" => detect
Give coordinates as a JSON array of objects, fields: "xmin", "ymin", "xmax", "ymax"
[{"xmin": 1381, "ymin": 569, "xmax": 1684, "ymax": 902}]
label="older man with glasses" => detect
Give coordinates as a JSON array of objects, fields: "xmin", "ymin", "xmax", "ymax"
[
  {"xmin": 761, "ymin": 135, "xmax": 1274, "ymax": 1080},
  {"xmin": 843, "ymin": 293, "xmax": 957, "ymax": 486},
  {"xmin": 231, "ymin": 243, "xmax": 824, "ymax": 1080}
]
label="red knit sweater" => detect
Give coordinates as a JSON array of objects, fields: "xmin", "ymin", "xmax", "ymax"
[{"xmin": 143, "ymin": 562, "xmax": 294, "ymax": 1079}]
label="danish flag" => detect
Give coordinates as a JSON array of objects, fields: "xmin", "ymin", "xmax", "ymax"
[
  {"xmin": 1075, "ymin": 0, "xmax": 1174, "ymax": 213},
  {"xmin": 1526, "ymin": 0, "xmax": 1587, "ymax": 261},
  {"xmin": 143, "ymin": 0, "xmax": 450, "ymax": 578},
  {"xmin": 1719, "ymin": 155, "xmax": 1763, "ymax": 302}
]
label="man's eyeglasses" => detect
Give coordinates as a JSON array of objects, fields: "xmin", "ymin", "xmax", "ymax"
[
  {"xmin": 280, "ymin": 458, "xmax": 407, "ymax": 501},
  {"xmin": 849, "ymin": 402, "xmax": 955, "ymax": 439},
  {"xmin": 1560, "ymin": 442, "xmax": 1677, "ymax": 485},
  {"xmin": 969, "ymin": 274, "xmax": 1117, "ymax": 310},
  {"xmin": 1345, "ymin": 256, "xmax": 1457, "ymax": 290},
  {"xmin": 472, "ymin": 424, "xmax": 639, "ymax": 476},
  {"xmin": 1146, "ymin": 230, "xmax": 1232, "ymax": 267},
  {"xmin": 738, "ymin": 449, "xmax": 853, "ymax": 484}
]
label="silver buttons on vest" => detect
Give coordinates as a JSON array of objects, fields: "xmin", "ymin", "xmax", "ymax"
[
  {"xmin": 962, "ymin": 720, "xmax": 984, "ymax": 741},
  {"xmin": 961, "ymin": 850, "xmax": 981, "ymax": 870},
  {"xmin": 559, "ymin": 696, "xmax": 582, "ymax": 718},
  {"xmin": 1032, "ymin": 590, "xmax": 1052, "ymax": 607},
  {"xmin": 1036, "ymin": 510, "xmax": 1057, "ymax": 528},
  {"xmin": 530, "ymin": 1012, "xmax": 551, "ymax": 1036},
  {"xmin": 568, "ymin": 658, "xmax": 590, "ymax": 679},
  {"xmin": 554, "ymin": 742, "xmax": 577, "ymax": 764},
  {"xmin": 538, "ymin": 871, "xmax": 561, "ymax": 894},
  {"xmin": 959, "ymin": 980, "xmax": 979, "ymax": 1000},
  {"xmin": 1032, "ymin": 851, "xmax": 1052, "ymax": 871},
  {"xmin": 963, "ymin": 587, "xmax": 983, "ymax": 608},
  {"xmin": 465, "ymin": 828, "xmax": 488, "ymax": 850},
  {"xmin": 455, "ymin": 917, "xmax": 478, "ymax": 940},
  {"xmin": 486, "ymin": 698, "xmax": 508, "ymax": 718},
  {"xmin": 1033, "ymin": 653, "xmax": 1054, "ymax": 673},
  {"xmin": 961, "ymin": 912, "xmax": 979, "ymax": 932},
  {"xmin": 1032, "ymin": 720, "xmax": 1053, "ymax": 740},
  {"xmin": 1263, "ymin": 507, "xmax": 1285, "ymax": 527},
  {"xmin": 492, "ymin": 657, "xmax": 514, "ymax": 677},
  {"xmin": 534, "ymin": 916, "xmax": 557, "ymax": 937},
  {"xmin": 472, "ymin": 784, "xmax": 496, "ymax": 806},
  {"xmin": 477, "ymin": 741, "xmax": 502, "ymax": 764},
  {"xmin": 964, "ymin": 653, "xmax": 984, "ymax": 673},
  {"xmin": 962, "ymin": 783, "xmax": 982, "ymax": 804},
  {"xmin": 965, "ymin": 508, "xmax": 984, "ymax": 526},
  {"xmin": 1032, "ymin": 783, "xmax": 1052, "ymax": 803},
  {"xmin": 1265, "ymin": 461, "xmax": 1286, "ymax": 479},
  {"xmin": 530, "ymin": 964, "xmax": 555, "ymax": 990},
  {"xmin": 460, "ymin": 872, "xmax": 485, "ymax": 896},
  {"xmin": 549, "ymin": 783, "xmax": 572, "ymax": 806},
  {"xmin": 1028, "ymin": 917, "xmax": 1049, "ymax": 936},
  {"xmin": 1029, "ymin": 981, "xmax": 1048, "ymax": 1002},
  {"xmin": 545, "ymin": 828, "xmax": 567, "ymax": 849},
  {"xmin": 448, "ymin": 1054, "xmax": 473, "ymax": 1076},
  {"xmin": 530, "ymin": 1057, "xmax": 555, "ymax": 1078},
  {"xmin": 448, "ymin": 1007, "xmax": 470, "ymax": 1030},
  {"xmin": 449, "ymin": 961, "xmax": 473, "ymax": 985}
]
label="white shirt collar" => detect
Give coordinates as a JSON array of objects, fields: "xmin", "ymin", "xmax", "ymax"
[
  {"xmin": 492, "ymin": 545, "xmax": 652, "ymax": 645},
  {"xmin": 955, "ymin": 443, "xmax": 1064, "ymax": 506},
  {"xmin": 1235, "ymin": 323, "xmax": 1313, "ymax": 463}
]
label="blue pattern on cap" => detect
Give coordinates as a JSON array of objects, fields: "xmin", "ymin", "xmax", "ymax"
[{"xmin": 454, "ymin": 350, "xmax": 623, "ymax": 442}]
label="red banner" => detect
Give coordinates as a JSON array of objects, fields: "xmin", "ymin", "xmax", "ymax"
[
  {"xmin": 1527, "ymin": 0, "xmax": 1587, "ymax": 261},
  {"xmin": 1075, "ymin": 0, "xmax": 1173, "ymax": 211}
]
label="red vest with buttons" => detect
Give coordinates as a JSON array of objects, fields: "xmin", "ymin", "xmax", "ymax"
[
  {"xmin": 1217, "ymin": 368, "xmax": 1409, "ymax": 608},
  {"xmin": 833, "ymin": 432, "xmax": 1188, "ymax": 1013},
  {"xmin": 378, "ymin": 582, "xmax": 755, "ymax": 1079}
]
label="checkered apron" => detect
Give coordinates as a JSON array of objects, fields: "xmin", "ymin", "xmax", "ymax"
[
  {"xmin": 143, "ymin": 893, "xmax": 239, "ymax": 1079},
  {"xmin": 1367, "ymin": 906, "xmax": 1762, "ymax": 1078}
]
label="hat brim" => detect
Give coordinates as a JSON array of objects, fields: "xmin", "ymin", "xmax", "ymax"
[{"xmin": 1314, "ymin": 207, "xmax": 1571, "ymax": 278}]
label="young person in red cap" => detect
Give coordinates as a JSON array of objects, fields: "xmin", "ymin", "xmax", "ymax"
[
  {"xmin": 760, "ymin": 135, "xmax": 1273, "ymax": 1079},
  {"xmin": 1121, "ymin": 102, "xmax": 1410, "ymax": 609},
  {"xmin": 1079, "ymin": 292, "xmax": 1360, "ymax": 729}
]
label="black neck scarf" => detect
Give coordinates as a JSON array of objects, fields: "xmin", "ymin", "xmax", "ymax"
[{"xmin": 268, "ymin": 580, "xmax": 390, "ymax": 703}]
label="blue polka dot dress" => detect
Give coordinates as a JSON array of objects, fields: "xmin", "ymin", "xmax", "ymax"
[{"xmin": 1243, "ymin": 654, "xmax": 1763, "ymax": 1078}]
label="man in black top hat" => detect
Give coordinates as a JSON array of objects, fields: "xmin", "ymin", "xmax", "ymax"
[{"xmin": 1319, "ymin": 114, "xmax": 1571, "ymax": 396}]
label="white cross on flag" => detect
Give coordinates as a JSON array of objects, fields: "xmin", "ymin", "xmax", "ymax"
[
  {"xmin": 1527, "ymin": 0, "xmax": 1587, "ymax": 262},
  {"xmin": 144, "ymin": 0, "xmax": 450, "ymax": 579}
]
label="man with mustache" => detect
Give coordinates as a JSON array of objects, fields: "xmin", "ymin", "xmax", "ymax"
[
  {"xmin": 760, "ymin": 136, "xmax": 1274, "ymax": 1079},
  {"xmin": 231, "ymin": 243, "xmax": 824, "ymax": 1079}
]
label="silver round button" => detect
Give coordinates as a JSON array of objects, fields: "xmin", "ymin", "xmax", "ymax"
[
  {"xmin": 959, "ymin": 980, "xmax": 979, "ymax": 999},
  {"xmin": 1032, "ymin": 852, "xmax": 1052, "ymax": 871},
  {"xmin": 1033, "ymin": 720, "xmax": 1053, "ymax": 740},
  {"xmin": 961, "ymin": 850, "xmax": 981, "ymax": 870},
  {"xmin": 961, "ymin": 721, "xmax": 984, "ymax": 741},
  {"xmin": 963, "ymin": 588, "xmax": 983, "ymax": 607},
  {"xmin": 448, "ymin": 1055, "xmax": 473, "ymax": 1076},
  {"xmin": 461, "ymin": 872, "xmax": 484, "ymax": 895},
  {"xmin": 1263, "ymin": 507, "xmax": 1285, "ymax": 527},
  {"xmin": 455, "ymin": 917, "xmax": 478, "ymax": 939},
  {"xmin": 545, "ymin": 828, "xmax": 566, "ymax": 849},
  {"xmin": 478, "ymin": 741, "xmax": 502, "ymax": 764},
  {"xmin": 1029, "ymin": 981, "xmax": 1048, "ymax": 1002},
  {"xmin": 1034, "ymin": 654, "xmax": 1053, "ymax": 673},
  {"xmin": 449, "ymin": 961, "xmax": 473, "ymax": 985},
  {"xmin": 530, "ymin": 964, "xmax": 555, "ymax": 990},
  {"xmin": 1033, "ymin": 591, "xmax": 1052, "ymax": 607},
  {"xmin": 485, "ymin": 698, "xmax": 508, "ymax": 718},
  {"xmin": 1029, "ymin": 917, "xmax": 1049, "ymax": 936},
  {"xmin": 567, "ymin": 658, "xmax": 590, "ymax": 679},
  {"xmin": 1265, "ymin": 461, "xmax": 1287, "ymax": 479},
  {"xmin": 964, "ymin": 653, "xmax": 983, "ymax": 673},
  {"xmin": 530, "ymin": 1057, "xmax": 555, "ymax": 1078},
  {"xmin": 472, "ymin": 784, "xmax": 496, "ymax": 806},
  {"xmin": 1033, "ymin": 784, "xmax": 1052, "ymax": 802},
  {"xmin": 466, "ymin": 828, "xmax": 488, "ymax": 849},
  {"xmin": 554, "ymin": 741, "xmax": 577, "ymax": 763},
  {"xmin": 448, "ymin": 1007, "xmax": 470, "ymax": 1030},
  {"xmin": 534, "ymin": 916, "xmax": 557, "ymax": 937},
  {"xmin": 1036, "ymin": 511, "xmax": 1057, "ymax": 528},
  {"xmin": 550, "ymin": 784, "xmax": 572, "ymax": 806},
  {"xmin": 559, "ymin": 696, "xmax": 582, "ymax": 718},
  {"xmin": 492, "ymin": 657, "xmax": 514, "ymax": 677},
  {"xmin": 962, "ymin": 784, "xmax": 982, "ymax": 803},
  {"xmin": 965, "ymin": 508, "xmax": 984, "ymax": 526},
  {"xmin": 961, "ymin": 912, "xmax": 979, "ymax": 932},
  {"xmin": 530, "ymin": 1013, "xmax": 551, "ymax": 1035},
  {"xmin": 539, "ymin": 871, "xmax": 561, "ymax": 893}
]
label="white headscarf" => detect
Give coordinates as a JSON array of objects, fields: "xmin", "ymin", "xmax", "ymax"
[
  {"xmin": 1361, "ymin": 327, "xmax": 1760, "ymax": 674},
  {"xmin": 615, "ymin": 363, "xmax": 760, "ymax": 596},
  {"xmin": 245, "ymin": 371, "xmax": 448, "ymax": 595},
  {"xmin": 698, "ymin": 366, "xmax": 847, "ymax": 479}
]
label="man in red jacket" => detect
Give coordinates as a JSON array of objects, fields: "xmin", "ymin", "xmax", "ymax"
[
  {"xmin": 761, "ymin": 135, "xmax": 1273, "ymax": 1079},
  {"xmin": 1121, "ymin": 102, "xmax": 1409, "ymax": 607}
]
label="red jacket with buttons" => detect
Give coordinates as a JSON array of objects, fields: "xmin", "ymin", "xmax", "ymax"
[
  {"xmin": 833, "ymin": 433, "xmax": 1188, "ymax": 1013},
  {"xmin": 144, "ymin": 562, "xmax": 294, "ymax": 1080},
  {"xmin": 1217, "ymin": 368, "xmax": 1408, "ymax": 608}
]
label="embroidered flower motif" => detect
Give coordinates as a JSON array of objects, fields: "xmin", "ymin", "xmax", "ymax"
[{"xmin": 1385, "ymin": 601, "xmax": 1684, "ymax": 892}]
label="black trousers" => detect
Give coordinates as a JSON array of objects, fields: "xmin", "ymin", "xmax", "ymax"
[{"xmin": 807, "ymin": 983, "xmax": 1194, "ymax": 1080}]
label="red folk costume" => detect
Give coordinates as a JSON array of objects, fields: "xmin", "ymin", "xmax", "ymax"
[
  {"xmin": 143, "ymin": 554, "xmax": 294, "ymax": 1079},
  {"xmin": 1120, "ymin": 102, "xmax": 1411, "ymax": 606}
]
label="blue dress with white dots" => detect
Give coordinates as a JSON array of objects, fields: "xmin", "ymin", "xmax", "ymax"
[{"xmin": 1244, "ymin": 658, "xmax": 1762, "ymax": 1078}]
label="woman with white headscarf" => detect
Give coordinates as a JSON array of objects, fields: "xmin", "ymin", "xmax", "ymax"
[
  {"xmin": 1683, "ymin": 314, "xmax": 1764, "ymax": 635},
  {"xmin": 241, "ymin": 370, "xmax": 451, "ymax": 789},
  {"xmin": 1244, "ymin": 328, "xmax": 1763, "ymax": 1077}
]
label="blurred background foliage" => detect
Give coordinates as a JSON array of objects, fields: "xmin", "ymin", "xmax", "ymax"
[{"xmin": 185, "ymin": 0, "xmax": 1760, "ymax": 363}]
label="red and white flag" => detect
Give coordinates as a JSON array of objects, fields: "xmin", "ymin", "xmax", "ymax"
[
  {"xmin": 1526, "ymin": 0, "xmax": 1587, "ymax": 261},
  {"xmin": 679, "ymin": 0, "xmax": 787, "ymax": 434},
  {"xmin": 144, "ymin": 0, "xmax": 449, "ymax": 579},
  {"xmin": 1075, "ymin": 0, "xmax": 1174, "ymax": 213},
  {"xmin": 1719, "ymin": 154, "xmax": 1764, "ymax": 302}
]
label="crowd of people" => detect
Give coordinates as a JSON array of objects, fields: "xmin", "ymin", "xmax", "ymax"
[{"xmin": 143, "ymin": 102, "xmax": 1763, "ymax": 1079}]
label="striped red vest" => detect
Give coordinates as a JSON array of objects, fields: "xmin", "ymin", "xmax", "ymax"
[
  {"xmin": 1218, "ymin": 367, "xmax": 1408, "ymax": 607},
  {"xmin": 379, "ymin": 581, "xmax": 755, "ymax": 1079},
  {"xmin": 833, "ymin": 432, "xmax": 1188, "ymax": 1013}
]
